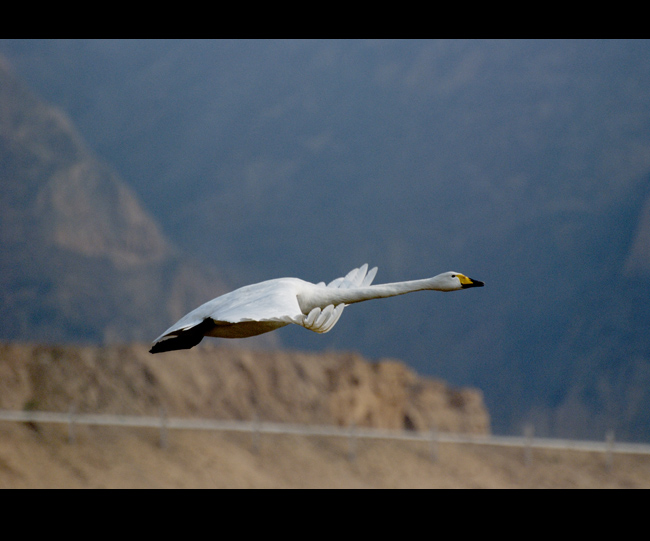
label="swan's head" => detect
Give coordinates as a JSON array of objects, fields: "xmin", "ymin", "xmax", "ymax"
[{"xmin": 436, "ymin": 271, "xmax": 485, "ymax": 291}]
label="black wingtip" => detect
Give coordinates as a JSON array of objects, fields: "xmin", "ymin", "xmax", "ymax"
[
  {"xmin": 149, "ymin": 319, "xmax": 215, "ymax": 354},
  {"xmin": 149, "ymin": 335, "xmax": 203, "ymax": 354},
  {"xmin": 149, "ymin": 340, "xmax": 181, "ymax": 354}
]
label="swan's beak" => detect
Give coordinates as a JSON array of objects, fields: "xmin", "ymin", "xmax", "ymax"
[{"xmin": 459, "ymin": 275, "xmax": 485, "ymax": 289}]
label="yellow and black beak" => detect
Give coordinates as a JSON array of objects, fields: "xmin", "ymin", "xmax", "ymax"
[{"xmin": 458, "ymin": 274, "xmax": 485, "ymax": 289}]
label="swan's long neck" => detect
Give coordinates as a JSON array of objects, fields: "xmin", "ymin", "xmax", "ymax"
[{"xmin": 298, "ymin": 277, "xmax": 445, "ymax": 313}]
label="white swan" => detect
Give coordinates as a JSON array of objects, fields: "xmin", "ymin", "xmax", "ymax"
[{"xmin": 149, "ymin": 264, "xmax": 484, "ymax": 353}]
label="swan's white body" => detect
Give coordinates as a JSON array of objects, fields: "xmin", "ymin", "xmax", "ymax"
[{"xmin": 150, "ymin": 264, "xmax": 483, "ymax": 353}]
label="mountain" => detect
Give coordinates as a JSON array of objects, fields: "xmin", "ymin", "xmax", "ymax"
[
  {"xmin": 2, "ymin": 40, "xmax": 650, "ymax": 440},
  {"xmin": 0, "ymin": 54, "xmax": 230, "ymax": 345}
]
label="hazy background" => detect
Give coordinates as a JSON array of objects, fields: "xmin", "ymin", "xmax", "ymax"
[{"xmin": 2, "ymin": 39, "xmax": 650, "ymax": 441}]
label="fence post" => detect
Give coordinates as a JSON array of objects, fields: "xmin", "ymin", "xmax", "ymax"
[
  {"xmin": 251, "ymin": 412, "xmax": 260, "ymax": 455},
  {"xmin": 524, "ymin": 424, "xmax": 534, "ymax": 467},
  {"xmin": 68, "ymin": 405, "xmax": 76, "ymax": 444},
  {"xmin": 159, "ymin": 407, "xmax": 168, "ymax": 450},
  {"xmin": 605, "ymin": 430, "xmax": 615, "ymax": 471},
  {"xmin": 429, "ymin": 425, "xmax": 438, "ymax": 463},
  {"xmin": 348, "ymin": 422, "xmax": 357, "ymax": 463}
]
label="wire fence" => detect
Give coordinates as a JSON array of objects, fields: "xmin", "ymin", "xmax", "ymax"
[{"xmin": 2, "ymin": 408, "xmax": 650, "ymax": 466}]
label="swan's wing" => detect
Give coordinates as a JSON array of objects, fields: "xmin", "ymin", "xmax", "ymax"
[
  {"xmin": 152, "ymin": 278, "xmax": 305, "ymax": 345},
  {"xmin": 151, "ymin": 266, "xmax": 379, "ymax": 351},
  {"xmin": 302, "ymin": 264, "xmax": 378, "ymax": 334},
  {"xmin": 361, "ymin": 265, "xmax": 378, "ymax": 286}
]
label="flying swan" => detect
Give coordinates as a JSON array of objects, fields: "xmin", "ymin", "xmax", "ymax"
[{"xmin": 149, "ymin": 264, "xmax": 484, "ymax": 354}]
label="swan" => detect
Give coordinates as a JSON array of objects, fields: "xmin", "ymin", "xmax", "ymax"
[{"xmin": 149, "ymin": 264, "xmax": 484, "ymax": 354}]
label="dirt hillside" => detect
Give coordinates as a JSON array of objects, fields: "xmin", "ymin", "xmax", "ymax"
[
  {"xmin": 0, "ymin": 342, "xmax": 489, "ymax": 432},
  {"xmin": 1, "ymin": 342, "xmax": 649, "ymax": 488}
]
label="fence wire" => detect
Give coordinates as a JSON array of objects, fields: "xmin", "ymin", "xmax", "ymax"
[{"xmin": 3, "ymin": 409, "xmax": 650, "ymax": 458}]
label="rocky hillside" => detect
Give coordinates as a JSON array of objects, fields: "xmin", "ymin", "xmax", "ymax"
[{"xmin": 0, "ymin": 342, "xmax": 489, "ymax": 433}]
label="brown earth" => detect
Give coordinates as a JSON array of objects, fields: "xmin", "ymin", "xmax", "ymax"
[{"xmin": 1, "ymin": 342, "xmax": 649, "ymax": 489}]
